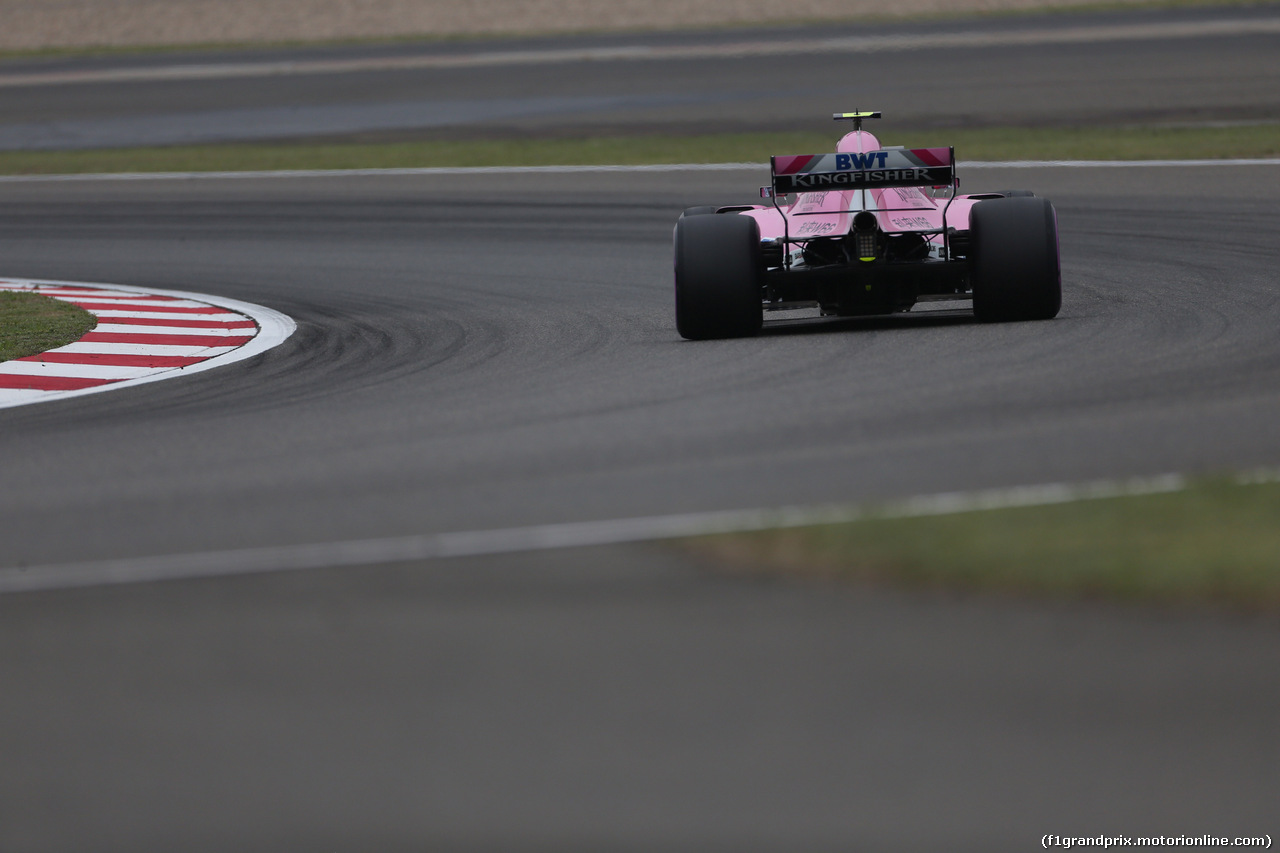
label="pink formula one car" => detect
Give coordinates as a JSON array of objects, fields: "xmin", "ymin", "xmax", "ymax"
[{"xmin": 673, "ymin": 112, "xmax": 1061, "ymax": 339}]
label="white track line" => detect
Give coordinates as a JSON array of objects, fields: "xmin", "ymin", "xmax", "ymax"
[
  {"xmin": 0, "ymin": 17, "xmax": 1276, "ymax": 88},
  {"xmin": 91, "ymin": 321, "xmax": 253, "ymax": 333},
  {"xmin": 0, "ymin": 159, "xmax": 1276, "ymax": 184},
  {"xmin": 0, "ymin": 360, "xmax": 168, "ymax": 380},
  {"xmin": 54, "ymin": 342, "xmax": 236, "ymax": 356},
  {"xmin": 6, "ymin": 470, "xmax": 1269, "ymax": 594},
  {"xmin": 0, "ymin": 278, "xmax": 296, "ymax": 408}
]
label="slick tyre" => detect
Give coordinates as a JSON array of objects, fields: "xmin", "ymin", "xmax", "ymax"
[
  {"xmin": 970, "ymin": 196, "xmax": 1061, "ymax": 323},
  {"xmin": 674, "ymin": 213, "xmax": 764, "ymax": 340}
]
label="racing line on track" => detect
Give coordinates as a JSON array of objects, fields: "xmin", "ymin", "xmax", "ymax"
[{"xmin": 0, "ymin": 278, "xmax": 296, "ymax": 408}]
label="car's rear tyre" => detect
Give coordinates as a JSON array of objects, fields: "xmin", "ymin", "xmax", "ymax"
[
  {"xmin": 674, "ymin": 213, "xmax": 764, "ymax": 340},
  {"xmin": 680, "ymin": 206, "xmax": 720, "ymax": 218},
  {"xmin": 970, "ymin": 196, "xmax": 1061, "ymax": 323}
]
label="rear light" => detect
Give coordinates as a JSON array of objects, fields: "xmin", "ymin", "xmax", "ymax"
[{"xmin": 852, "ymin": 211, "xmax": 878, "ymax": 262}]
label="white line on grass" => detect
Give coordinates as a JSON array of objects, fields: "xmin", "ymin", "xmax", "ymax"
[{"xmin": 6, "ymin": 470, "xmax": 1262, "ymax": 594}]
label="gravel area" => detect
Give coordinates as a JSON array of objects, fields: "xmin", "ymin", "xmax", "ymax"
[{"xmin": 0, "ymin": 0, "xmax": 1174, "ymax": 51}]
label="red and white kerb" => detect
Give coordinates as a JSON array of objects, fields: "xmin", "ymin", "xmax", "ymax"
[{"xmin": 0, "ymin": 278, "xmax": 295, "ymax": 408}]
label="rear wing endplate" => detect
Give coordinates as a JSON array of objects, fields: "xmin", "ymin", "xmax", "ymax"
[{"xmin": 771, "ymin": 147, "xmax": 955, "ymax": 194}]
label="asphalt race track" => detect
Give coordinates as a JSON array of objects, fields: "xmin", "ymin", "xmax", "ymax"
[
  {"xmin": 1, "ymin": 7, "xmax": 1279, "ymax": 852},
  {"xmin": 5, "ymin": 166, "xmax": 1280, "ymax": 565}
]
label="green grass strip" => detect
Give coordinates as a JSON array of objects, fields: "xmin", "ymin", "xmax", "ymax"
[
  {"xmin": 683, "ymin": 478, "xmax": 1280, "ymax": 609},
  {"xmin": 0, "ymin": 124, "xmax": 1275, "ymax": 176},
  {"xmin": 0, "ymin": 291, "xmax": 97, "ymax": 361}
]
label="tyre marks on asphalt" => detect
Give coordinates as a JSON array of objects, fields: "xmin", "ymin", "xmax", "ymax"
[{"xmin": 0, "ymin": 278, "xmax": 295, "ymax": 408}]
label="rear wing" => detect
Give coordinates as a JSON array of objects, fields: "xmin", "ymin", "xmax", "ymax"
[{"xmin": 771, "ymin": 147, "xmax": 955, "ymax": 194}]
